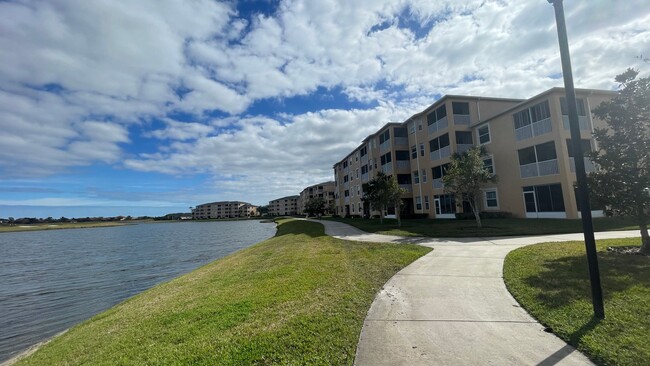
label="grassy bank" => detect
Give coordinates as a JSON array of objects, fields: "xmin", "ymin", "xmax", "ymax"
[
  {"xmin": 504, "ymin": 238, "xmax": 650, "ymax": 365},
  {"xmin": 14, "ymin": 219, "xmax": 430, "ymax": 365},
  {"xmin": 325, "ymin": 217, "xmax": 639, "ymax": 237},
  {"xmin": 0, "ymin": 221, "xmax": 130, "ymax": 233}
]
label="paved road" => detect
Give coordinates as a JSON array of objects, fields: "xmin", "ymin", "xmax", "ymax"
[{"xmin": 310, "ymin": 219, "xmax": 640, "ymax": 365}]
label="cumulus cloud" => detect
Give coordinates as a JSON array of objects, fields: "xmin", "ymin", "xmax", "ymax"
[{"xmin": 1, "ymin": 0, "xmax": 650, "ymax": 206}]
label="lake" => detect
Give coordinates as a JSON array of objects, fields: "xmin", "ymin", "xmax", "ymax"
[{"xmin": 0, "ymin": 220, "xmax": 276, "ymax": 362}]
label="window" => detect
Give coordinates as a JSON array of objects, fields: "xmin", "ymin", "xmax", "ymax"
[
  {"xmin": 435, "ymin": 194, "xmax": 456, "ymax": 214},
  {"xmin": 513, "ymin": 100, "xmax": 551, "ymax": 127},
  {"xmin": 560, "ymin": 97, "xmax": 586, "ymax": 116},
  {"xmin": 397, "ymin": 174, "xmax": 412, "ymax": 185},
  {"xmin": 413, "ymin": 170, "xmax": 420, "ymax": 184},
  {"xmin": 455, "ymin": 131, "xmax": 473, "ymax": 145},
  {"xmin": 513, "ymin": 109, "xmax": 531, "ymax": 130},
  {"xmin": 427, "ymin": 105, "xmax": 448, "ymax": 125},
  {"xmin": 343, "ymin": 175, "xmax": 349, "ymax": 183},
  {"xmin": 483, "ymin": 157, "xmax": 494, "ymax": 175},
  {"xmin": 432, "ymin": 164, "xmax": 449, "ymax": 179},
  {"xmin": 477, "ymin": 125, "xmax": 490, "ymax": 144},
  {"xmin": 452, "ymin": 102, "xmax": 470, "ymax": 115},
  {"xmin": 484, "ymin": 189, "xmax": 498, "ymax": 208},
  {"xmin": 415, "ymin": 196, "xmax": 422, "ymax": 210},
  {"xmin": 518, "ymin": 141, "xmax": 557, "ymax": 165},
  {"xmin": 429, "ymin": 133, "xmax": 450, "ymax": 152},
  {"xmin": 380, "ymin": 152, "xmax": 392, "ymax": 165},
  {"xmin": 343, "ymin": 161, "xmax": 348, "ymax": 168},
  {"xmin": 409, "ymin": 122, "xmax": 416, "ymax": 134},
  {"xmin": 395, "ymin": 150, "xmax": 410, "ymax": 160},
  {"xmin": 356, "ymin": 169, "xmax": 359, "ymax": 178},
  {"xmin": 411, "ymin": 145, "xmax": 417, "ymax": 159},
  {"xmin": 379, "ymin": 129, "xmax": 390, "ymax": 144},
  {"xmin": 523, "ymin": 184, "xmax": 565, "ymax": 212},
  {"xmin": 344, "ymin": 190, "xmax": 349, "ymax": 197},
  {"xmin": 566, "ymin": 139, "xmax": 592, "ymax": 157},
  {"xmin": 420, "ymin": 143, "xmax": 425, "ymax": 157},
  {"xmin": 360, "ymin": 145, "xmax": 368, "ymax": 157},
  {"xmin": 421, "ymin": 169, "xmax": 427, "ymax": 183},
  {"xmin": 361, "ymin": 165, "xmax": 368, "ymax": 174},
  {"xmin": 424, "ymin": 195, "xmax": 430, "ymax": 210},
  {"xmin": 394, "ymin": 127, "xmax": 407, "ymax": 137}
]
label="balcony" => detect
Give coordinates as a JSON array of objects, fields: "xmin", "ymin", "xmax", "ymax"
[
  {"xmin": 381, "ymin": 164, "xmax": 393, "ymax": 174},
  {"xmin": 396, "ymin": 160, "xmax": 410, "ymax": 170},
  {"xmin": 432, "ymin": 178, "xmax": 444, "ymax": 189},
  {"xmin": 562, "ymin": 116, "xmax": 591, "ymax": 131},
  {"xmin": 569, "ymin": 157, "xmax": 597, "ymax": 173},
  {"xmin": 453, "ymin": 114, "xmax": 471, "ymax": 125},
  {"xmin": 427, "ymin": 117, "xmax": 448, "ymax": 135},
  {"xmin": 343, "ymin": 167, "xmax": 349, "ymax": 174},
  {"xmin": 456, "ymin": 144, "xmax": 474, "ymax": 154},
  {"xmin": 515, "ymin": 118, "xmax": 552, "ymax": 141},
  {"xmin": 380, "ymin": 140, "xmax": 391, "ymax": 152},
  {"xmin": 429, "ymin": 146, "xmax": 451, "ymax": 162},
  {"xmin": 520, "ymin": 159, "xmax": 559, "ymax": 178},
  {"xmin": 361, "ymin": 155, "xmax": 368, "ymax": 165},
  {"xmin": 394, "ymin": 137, "xmax": 409, "ymax": 146},
  {"xmin": 361, "ymin": 172, "xmax": 369, "ymax": 182},
  {"xmin": 344, "ymin": 197, "xmax": 350, "ymax": 204},
  {"xmin": 343, "ymin": 181, "xmax": 349, "ymax": 189},
  {"xmin": 399, "ymin": 184, "xmax": 412, "ymax": 193}
]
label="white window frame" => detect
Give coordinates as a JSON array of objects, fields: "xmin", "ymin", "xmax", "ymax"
[
  {"xmin": 483, "ymin": 188, "xmax": 499, "ymax": 210},
  {"xmin": 477, "ymin": 124, "xmax": 491, "ymax": 145},
  {"xmin": 421, "ymin": 169, "xmax": 427, "ymax": 183},
  {"xmin": 483, "ymin": 155, "xmax": 495, "ymax": 175}
]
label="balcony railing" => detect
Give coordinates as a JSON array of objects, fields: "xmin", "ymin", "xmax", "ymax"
[
  {"xmin": 429, "ymin": 146, "xmax": 451, "ymax": 162},
  {"xmin": 361, "ymin": 172, "xmax": 369, "ymax": 182},
  {"xmin": 569, "ymin": 157, "xmax": 597, "ymax": 173},
  {"xmin": 380, "ymin": 140, "xmax": 391, "ymax": 151},
  {"xmin": 343, "ymin": 181, "xmax": 349, "ymax": 189},
  {"xmin": 344, "ymin": 197, "xmax": 350, "ymax": 204},
  {"xmin": 399, "ymin": 184, "xmax": 412, "ymax": 193},
  {"xmin": 453, "ymin": 114, "xmax": 471, "ymax": 125},
  {"xmin": 361, "ymin": 155, "xmax": 368, "ymax": 165},
  {"xmin": 343, "ymin": 167, "xmax": 349, "ymax": 174},
  {"xmin": 432, "ymin": 178, "xmax": 444, "ymax": 189},
  {"xmin": 456, "ymin": 144, "xmax": 474, "ymax": 154},
  {"xmin": 381, "ymin": 164, "xmax": 393, "ymax": 174},
  {"xmin": 394, "ymin": 137, "xmax": 409, "ymax": 146},
  {"xmin": 396, "ymin": 160, "xmax": 410, "ymax": 170},
  {"xmin": 562, "ymin": 116, "xmax": 591, "ymax": 131},
  {"xmin": 520, "ymin": 159, "xmax": 559, "ymax": 178},
  {"xmin": 427, "ymin": 117, "xmax": 448, "ymax": 135},
  {"xmin": 515, "ymin": 118, "xmax": 552, "ymax": 141}
]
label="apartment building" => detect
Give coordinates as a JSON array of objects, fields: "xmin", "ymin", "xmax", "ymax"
[
  {"xmin": 333, "ymin": 88, "xmax": 616, "ymax": 220},
  {"xmin": 191, "ymin": 201, "xmax": 258, "ymax": 219},
  {"xmin": 268, "ymin": 195, "xmax": 300, "ymax": 216},
  {"xmin": 297, "ymin": 181, "xmax": 336, "ymax": 215}
]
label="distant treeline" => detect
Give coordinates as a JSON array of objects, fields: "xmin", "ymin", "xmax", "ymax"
[{"xmin": 1, "ymin": 213, "xmax": 192, "ymax": 225}]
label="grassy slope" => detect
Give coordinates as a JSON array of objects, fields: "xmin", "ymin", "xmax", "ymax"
[
  {"xmin": 504, "ymin": 238, "xmax": 650, "ymax": 365},
  {"xmin": 325, "ymin": 217, "xmax": 639, "ymax": 237},
  {"xmin": 16, "ymin": 220, "xmax": 430, "ymax": 366},
  {"xmin": 0, "ymin": 222, "xmax": 129, "ymax": 233}
]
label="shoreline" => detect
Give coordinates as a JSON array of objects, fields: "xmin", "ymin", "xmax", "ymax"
[{"xmin": 1, "ymin": 330, "xmax": 68, "ymax": 366}]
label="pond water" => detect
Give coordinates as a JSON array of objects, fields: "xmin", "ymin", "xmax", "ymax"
[{"xmin": 0, "ymin": 220, "xmax": 276, "ymax": 362}]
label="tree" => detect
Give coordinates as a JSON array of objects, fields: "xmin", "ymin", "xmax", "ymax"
[
  {"xmin": 362, "ymin": 172, "xmax": 407, "ymax": 226},
  {"xmin": 442, "ymin": 146, "xmax": 497, "ymax": 228},
  {"xmin": 304, "ymin": 197, "xmax": 326, "ymax": 218},
  {"xmin": 589, "ymin": 68, "xmax": 650, "ymax": 254}
]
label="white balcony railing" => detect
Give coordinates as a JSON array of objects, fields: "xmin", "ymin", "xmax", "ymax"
[
  {"xmin": 427, "ymin": 116, "xmax": 448, "ymax": 135},
  {"xmin": 380, "ymin": 140, "xmax": 391, "ymax": 151},
  {"xmin": 429, "ymin": 145, "xmax": 451, "ymax": 162},
  {"xmin": 344, "ymin": 197, "xmax": 350, "ymax": 204},
  {"xmin": 454, "ymin": 114, "xmax": 471, "ymax": 125},
  {"xmin": 381, "ymin": 164, "xmax": 393, "ymax": 174},
  {"xmin": 569, "ymin": 157, "xmax": 597, "ymax": 173},
  {"xmin": 361, "ymin": 173, "xmax": 369, "ymax": 182},
  {"xmin": 399, "ymin": 184, "xmax": 412, "ymax": 193},
  {"xmin": 396, "ymin": 160, "xmax": 410, "ymax": 170},
  {"xmin": 361, "ymin": 155, "xmax": 368, "ymax": 165},
  {"xmin": 520, "ymin": 159, "xmax": 559, "ymax": 178},
  {"xmin": 394, "ymin": 137, "xmax": 409, "ymax": 146},
  {"xmin": 432, "ymin": 178, "xmax": 444, "ymax": 189},
  {"xmin": 456, "ymin": 144, "xmax": 474, "ymax": 154},
  {"xmin": 515, "ymin": 118, "xmax": 552, "ymax": 141},
  {"xmin": 343, "ymin": 167, "xmax": 349, "ymax": 174},
  {"xmin": 343, "ymin": 181, "xmax": 349, "ymax": 189},
  {"xmin": 562, "ymin": 116, "xmax": 591, "ymax": 131}
]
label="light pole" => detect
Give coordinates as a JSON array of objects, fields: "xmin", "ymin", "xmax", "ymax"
[{"xmin": 547, "ymin": 0, "xmax": 604, "ymax": 319}]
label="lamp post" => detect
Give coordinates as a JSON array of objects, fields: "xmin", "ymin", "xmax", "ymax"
[{"xmin": 547, "ymin": 0, "xmax": 604, "ymax": 318}]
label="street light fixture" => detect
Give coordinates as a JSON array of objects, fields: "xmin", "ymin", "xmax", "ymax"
[{"xmin": 547, "ymin": 0, "xmax": 605, "ymax": 319}]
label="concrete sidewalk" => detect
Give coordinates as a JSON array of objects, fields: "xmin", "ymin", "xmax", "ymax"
[{"xmin": 311, "ymin": 219, "xmax": 640, "ymax": 365}]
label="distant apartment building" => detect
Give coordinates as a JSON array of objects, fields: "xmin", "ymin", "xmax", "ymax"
[
  {"xmin": 268, "ymin": 195, "xmax": 300, "ymax": 216},
  {"xmin": 333, "ymin": 88, "xmax": 616, "ymax": 220},
  {"xmin": 191, "ymin": 201, "xmax": 258, "ymax": 219},
  {"xmin": 297, "ymin": 181, "xmax": 336, "ymax": 215}
]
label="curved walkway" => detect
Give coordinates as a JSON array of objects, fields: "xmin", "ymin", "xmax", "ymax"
[{"xmin": 310, "ymin": 219, "xmax": 640, "ymax": 365}]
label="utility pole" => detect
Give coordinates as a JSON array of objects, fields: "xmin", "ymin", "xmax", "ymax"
[{"xmin": 547, "ymin": 0, "xmax": 604, "ymax": 318}]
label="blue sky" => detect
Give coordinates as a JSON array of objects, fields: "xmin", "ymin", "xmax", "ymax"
[{"xmin": 1, "ymin": 0, "xmax": 650, "ymax": 218}]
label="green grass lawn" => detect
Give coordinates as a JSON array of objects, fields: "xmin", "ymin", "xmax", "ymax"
[
  {"xmin": 0, "ymin": 221, "xmax": 130, "ymax": 233},
  {"xmin": 504, "ymin": 238, "xmax": 650, "ymax": 366},
  {"xmin": 325, "ymin": 216, "xmax": 640, "ymax": 237},
  {"xmin": 14, "ymin": 219, "xmax": 430, "ymax": 366}
]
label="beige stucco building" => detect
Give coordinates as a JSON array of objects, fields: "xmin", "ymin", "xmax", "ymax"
[
  {"xmin": 333, "ymin": 88, "xmax": 616, "ymax": 220},
  {"xmin": 268, "ymin": 195, "xmax": 299, "ymax": 216},
  {"xmin": 297, "ymin": 181, "xmax": 336, "ymax": 215},
  {"xmin": 191, "ymin": 201, "xmax": 258, "ymax": 219}
]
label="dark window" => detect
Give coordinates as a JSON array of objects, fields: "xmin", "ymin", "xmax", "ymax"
[
  {"xmin": 452, "ymin": 102, "xmax": 470, "ymax": 115},
  {"xmin": 566, "ymin": 139, "xmax": 592, "ymax": 157},
  {"xmin": 411, "ymin": 145, "xmax": 417, "ymax": 159},
  {"xmin": 455, "ymin": 131, "xmax": 473, "ymax": 145},
  {"xmin": 361, "ymin": 165, "xmax": 368, "ymax": 174},
  {"xmin": 523, "ymin": 184, "xmax": 565, "ymax": 212},
  {"xmin": 344, "ymin": 190, "xmax": 349, "ymax": 197},
  {"xmin": 429, "ymin": 138, "xmax": 439, "ymax": 152},
  {"xmin": 513, "ymin": 109, "xmax": 531, "ymax": 129},
  {"xmin": 560, "ymin": 97, "xmax": 587, "ymax": 116},
  {"xmin": 427, "ymin": 105, "xmax": 448, "ymax": 125},
  {"xmin": 478, "ymin": 125, "xmax": 490, "ymax": 144},
  {"xmin": 379, "ymin": 130, "xmax": 390, "ymax": 144},
  {"xmin": 343, "ymin": 175, "xmax": 349, "ymax": 182},
  {"xmin": 420, "ymin": 144, "xmax": 425, "ymax": 156},
  {"xmin": 360, "ymin": 145, "xmax": 367, "ymax": 157},
  {"xmin": 432, "ymin": 163, "xmax": 449, "ymax": 179},
  {"xmin": 395, "ymin": 150, "xmax": 410, "ymax": 160},
  {"xmin": 380, "ymin": 152, "xmax": 392, "ymax": 165},
  {"xmin": 439, "ymin": 133, "xmax": 450, "ymax": 148},
  {"xmin": 535, "ymin": 141, "xmax": 557, "ymax": 162},
  {"xmin": 397, "ymin": 174, "xmax": 412, "ymax": 184},
  {"xmin": 394, "ymin": 127, "xmax": 408, "ymax": 137},
  {"xmin": 518, "ymin": 146, "xmax": 537, "ymax": 165},
  {"xmin": 436, "ymin": 194, "xmax": 456, "ymax": 214},
  {"xmin": 530, "ymin": 100, "xmax": 551, "ymax": 122},
  {"xmin": 483, "ymin": 158, "xmax": 494, "ymax": 174}
]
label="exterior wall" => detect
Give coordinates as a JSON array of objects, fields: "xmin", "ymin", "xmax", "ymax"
[
  {"xmin": 298, "ymin": 181, "xmax": 336, "ymax": 215},
  {"xmin": 268, "ymin": 195, "xmax": 299, "ymax": 216},
  {"xmin": 192, "ymin": 201, "xmax": 258, "ymax": 219},
  {"xmin": 332, "ymin": 89, "xmax": 616, "ymax": 220}
]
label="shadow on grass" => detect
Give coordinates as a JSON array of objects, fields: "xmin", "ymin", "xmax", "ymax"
[
  {"xmin": 275, "ymin": 220, "xmax": 326, "ymax": 238},
  {"xmin": 524, "ymin": 250, "xmax": 650, "ymax": 309}
]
